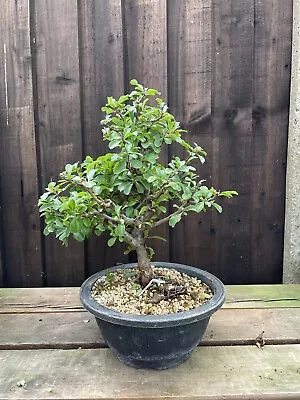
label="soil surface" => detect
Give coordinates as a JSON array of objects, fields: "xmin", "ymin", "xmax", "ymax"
[{"xmin": 91, "ymin": 266, "xmax": 213, "ymax": 315}]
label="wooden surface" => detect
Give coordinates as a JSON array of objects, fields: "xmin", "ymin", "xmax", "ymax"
[
  {"xmin": 0, "ymin": 1, "xmax": 294, "ymax": 286},
  {"xmin": 78, "ymin": 0, "xmax": 129, "ymax": 275},
  {"xmin": 123, "ymin": 0, "xmax": 169, "ymax": 262},
  {"xmin": 0, "ymin": 285, "xmax": 300, "ymax": 399},
  {"xmin": 33, "ymin": 0, "xmax": 85, "ymax": 286},
  {"xmin": 0, "ymin": 0, "xmax": 43, "ymax": 287}
]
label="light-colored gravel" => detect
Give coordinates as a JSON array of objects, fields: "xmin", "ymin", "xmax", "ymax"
[{"xmin": 91, "ymin": 266, "xmax": 212, "ymax": 315}]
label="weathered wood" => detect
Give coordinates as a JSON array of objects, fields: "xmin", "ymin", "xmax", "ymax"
[
  {"xmin": 33, "ymin": 0, "xmax": 84, "ymax": 285},
  {"xmin": 0, "ymin": 307, "xmax": 299, "ymax": 350},
  {"xmin": 123, "ymin": 0, "xmax": 169, "ymax": 262},
  {"xmin": 0, "ymin": 1, "xmax": 294, "ymax": 287},
  {"xmin": 1, "ymin": 285, "xmax": 299, "ymax": 313},
  {"xmin": 167, "ymin": 0, "xmax": 216, "ymax": 270},
  {"xmin": 251, "ymin": 0, "xmax": 293, "ymax": 283},
  {"xmin": 78, "ymin": 0, "xmax": 128, "ymax": 275},
  {"xmin": 1, "ymin": 346, "xmax": 300, "ymax": 399},
  {"xmin": 211, "ymin": 0, "xmax": 255, "ymax": 284},
  {"xmin": 0, "ymin": 193, "xmax": 4, "ymax": 286},
  {"xmin": 0, "ymin": 0, "xmax": 43, "ymax": 286}
]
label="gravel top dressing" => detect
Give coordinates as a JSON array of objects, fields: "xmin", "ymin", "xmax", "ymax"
[{"xmin": 91, "ymin": 266, "xmax": 213, "ymax": 315}]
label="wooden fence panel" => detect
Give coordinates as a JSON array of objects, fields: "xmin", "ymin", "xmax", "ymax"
[
  {"xmin": 211, "ymin": 0, "xmax": 256, "ymax": 283},
  {"xmin": 0, "ymin": 0, "xmax": 293, "ymax": 286},
  {"xmin": 0, "ymin": 0, "xmax": 43, "ymax": 286},
  {"xmin": 250, "ymin": 0, "xmax": 293, "ymax": 283},
  {"xmin": 123, "ymin": 0, "xmax": 169, "ymax": 263},
  {"xmin": 33, "ymin": 0, "xmax": 84, "ymax": 286},
  {"xmin": 168, "ymin": 0, "xmax": 215, "ymax": 272},
  {"xmin": 78, "ymin": 0, "xmax": 128, "ymax": 275}
]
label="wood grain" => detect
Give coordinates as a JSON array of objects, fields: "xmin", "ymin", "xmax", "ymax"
[
  {"xmin": 0, "ymin": 1, "xmax": 294, "ymax": 287},
  {"xmin": 0, "ymin": 307, "xmax": 299, "ymax": 349},
  {"xmin": 250, "ymin": 0, "xmax": 293, "ymax": 283},
  {"xmin": 33, "ymin": 0, "xmax": 84, "ymax": 286},
  {"xmin": 0, "ymin": 0, "xmax": 43, "ymax": 286},
  {"xmin": 123, "ymin": 0, "xmax": 169, "ymax": 262},
  {"xmin": 167, "ymin": 0, "xmax": 215, "ymax": 270},
  {"xmin": 1, "ymin": 346, "xmax": 300, "ymax": 399},
  {"xmin": 78, "ymin": 0, "xmax": 129, "ymax": 275},
  {"xmin": 0, "ymin": 285, "xmax": 299, "ymax": 314},
  {"xmin": 211, "ymin": 0, "xmax": 255, "ymax": 284}
]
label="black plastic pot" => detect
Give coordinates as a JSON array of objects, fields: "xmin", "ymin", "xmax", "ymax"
[{"xmin": 80, "ymin": 262, "xmax": 225, "ymax": 370}]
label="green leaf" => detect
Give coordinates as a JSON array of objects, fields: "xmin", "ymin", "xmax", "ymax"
[
  {"xmin": 68, "ymin": 199, "xmax": 75, "ymax": 209},
  {"xmin": 220, "ymin": 190, "xmax": 239, "ymax": 198},
  {"xmin": 212, "ymin": 203, "xmax": 223, "ymax": 213},
  {"xmin": 73, "ymin": 231, "xmax": 85, "ymax": 242},
  {"xmin": 87, "ymin": 169, "xmax": 96, "ymax": 181},
  {"xmin": 107, "ymin": 96, "xmax": 116, "ymax": 107},
  {"xmin": 182, "ymin": 187, "xmax": 192, "ymax": 201},
  {"xmin": 146, "ymin": 88, "xmax": 158, "ymax": 96},
  {"xmin": 95, "ymin": 223, "xmax": 105, "ymax": 236},
  {"xmin": 130, "ymin": 79, "xmax": 138, "ymax": 86},
  {"xmin": 113, "ymin": 160, "xmax": 127, "ymax": 174},
  {"xmin": 186, "ymin": 202, "xmax": 205, "ymax": 213},
  {"xmin": 93, "ymin": 186, "xmax": 101, "ymax": 195},
  {"xmin": 115, "ymin": 205, "xmax": 122, "ymax": 217},
  {"xmin": 115, "ymin": 223, "xmax": 125, "ymax": 237},
  {"xmin": 147, "ymin": 176, "xmax": 156, "ymax": 183},
  {"xmin": 131, "ymin": 159, "xmax": 143, "ymax": 169},
  {"xmin": 123, "ymin": 182, "xmax": 133, "ymax": 195},
  {"xmin": 157, "ymin": 205, "xmax": 167, "ymax": 213},
  {"xmin": 135, "ymin": 182, "xmax": 145, "ymax": 193},
  {"xmin": 169, "ymin": 213, "xmax": 182, "ymax": 228},
  {"xmin": 65, "ymin": 164, "xmax": 73, "ymax": 175},
  {"xmin": 84, "ymin": 181, "xmax": 95, "ymax": 188},
  {"xmin": 109, "ymin": 140, "xmax": 120, "ymax": 149},
  {"xmin": 70, "ymin": 218, "xmax": 79, "ymax": 233},
  {"xmin": 83, "ymin": 219, "xmax": 91, "ymax": 228},
  {"xmin": 144, "ymin": 152, "xmax": 158, "ymax": 164},
  {"xmin": 108, "ymin": 237, "xmax": 117, "ymax": 247},
  {"xmin": 147, "ymin": 246, "xmax": 155, "ymax": 260},
  {"xmin": 139, "ymin": 205, "xmax": 148, "ymax": 215},
  {"xmin": 39, "ymin": 203, "xmax": 52, "ymax": 212}
]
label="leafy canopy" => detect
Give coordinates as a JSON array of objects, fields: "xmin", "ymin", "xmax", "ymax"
[{"xmin": 38, "ymin": 79, "xmax": 237, "ymax": 256}]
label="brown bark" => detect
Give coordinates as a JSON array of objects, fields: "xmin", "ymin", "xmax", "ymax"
[{"xmin": 135, "ymin": 243, "xmax": 153, "ymax": 287}]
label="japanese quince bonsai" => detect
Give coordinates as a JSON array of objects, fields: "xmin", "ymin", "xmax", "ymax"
[{"xmin": 38, "ymin": 80, "xmax": 237, "ymax": 369}]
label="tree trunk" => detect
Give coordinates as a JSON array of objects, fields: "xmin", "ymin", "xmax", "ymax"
[{"xmin": 136, "ymin": 244, "xmax": 153, "ymax": 287}]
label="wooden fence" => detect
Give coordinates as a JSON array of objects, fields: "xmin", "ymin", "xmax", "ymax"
[{"xmin": 0, "ymin": 0, "xmax": 293, "ymax": 287}]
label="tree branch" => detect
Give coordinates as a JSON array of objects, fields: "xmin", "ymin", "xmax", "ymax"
[
  {"xmin": 61, "ymin": 175, "xmax": 137, "ymax": 226},
  {"xmin": 151, "ymin": 205, "xmax": 187, "ymax": 229}
]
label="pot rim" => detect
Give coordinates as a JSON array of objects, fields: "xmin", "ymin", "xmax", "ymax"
[{"xmin": 80, "ymin": 262, "xmax": 225, "ymax": 328}]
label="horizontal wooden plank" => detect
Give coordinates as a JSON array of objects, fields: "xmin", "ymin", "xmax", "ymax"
[
  {"xmin": 1, "ymin": 345, "xmax": 300, "ymax": 399},
  {"xmin": 0, "ymin": 308, "xmax": 299, "ymax": 350},
  {"xmin": 225, "ymin": 284, "xmax": 300, "ymax": 308},
  {"xmin": 1, "ymin": 285, "xmax": 299, "ymax": 314}
]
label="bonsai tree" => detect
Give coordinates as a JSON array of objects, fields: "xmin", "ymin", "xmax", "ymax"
[{"xmin": 38, "ymin": 80, "xmax": 237, "ymax": 286}]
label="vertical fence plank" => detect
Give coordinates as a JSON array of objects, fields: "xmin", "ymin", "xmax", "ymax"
[
  {"xmin": 211, "ymin": 0, "xmax": 255, "ymax": 283},
  {"xmin": 123, "ymin": 0, "xmax": 169, "ymax": 262},
  {"xmin": 0, "ymin": 0, "xmax": 43, "ymax": 286},
  {"xmin": 251, "ymin": 0, "xmax": 292, "ymax": 283},
  {"xmin": 78, "ymin": 0, "xmax": 128, "ymax": 274},
  {"xmin": 34, "ymin": 0, "xmax": 84, "ymax": 286},
  {"xmin": 168, "ymin": 0, "xmax": 215, "ymax": 271}
]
